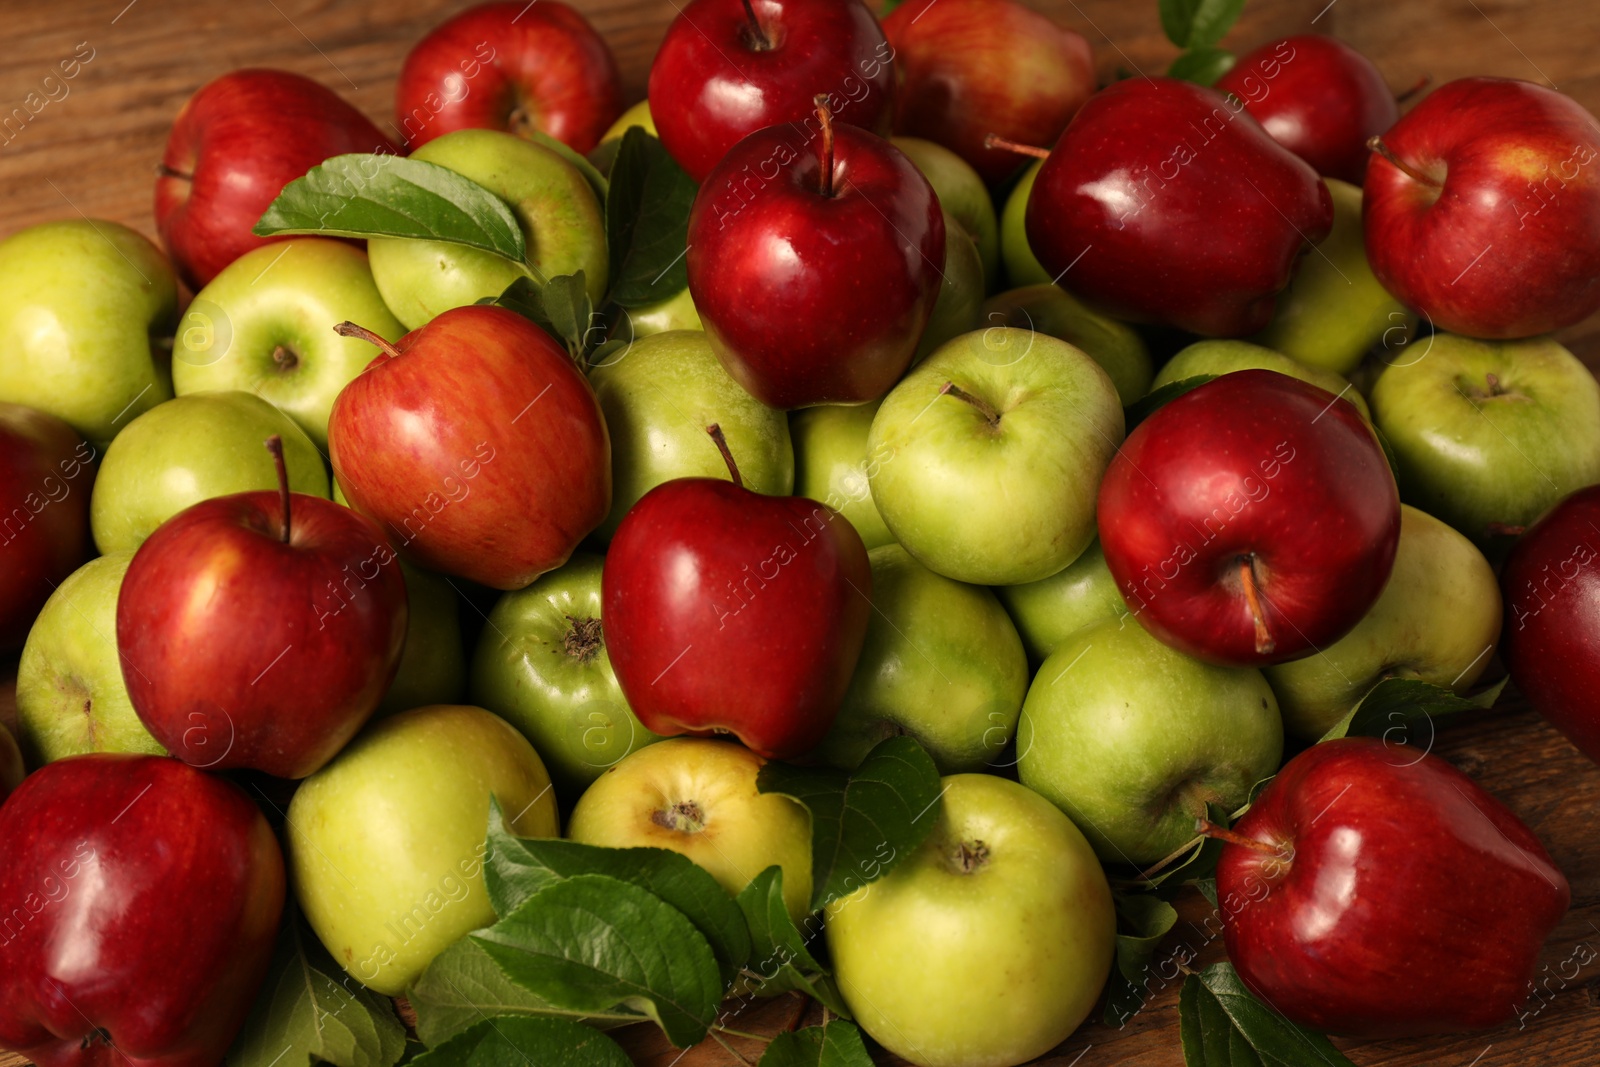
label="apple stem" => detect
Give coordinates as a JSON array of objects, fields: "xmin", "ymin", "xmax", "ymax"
[
  {"xmin": 333, "ymin": 321, "xmax": 403, "ymax": 360},
  {"xmin": 939, "ymin": 381, "xmax": 1001, "ymax": 429},
  {"xmin": 1135, "ymin": 835, "xmax": 1207, "ymax": 883},
  {"xmin": 1366, "ymin": 136, "xmax": 1442, "ymax": 188},
  {"xmin": 265, "ymin": 435, "xmax": 291, "ymax": 543},
  {"xmin": 1195, "ymin": 818, "xmax": 1283, "ymax": 857},
  {"xmin": 706, "ymin": 424, "xmax": 744, "ymax": 488},
  {"xmin": 983, "ymin": 134, "xmax": 1051, "ymax": 161},
  {"xmin": 1238, "ymin": 555, "xmax": 1275, "ymax": 656},
  {"xmin": 813, "ymin": 95, "xmax": 836, "ymax": 198},
  {"xmin": 1487, "ymin": 522, "xmax": 1527, "ymax": 538},
  {"xmin": 156, "ymin": 163, "xmax": 194, "ymax": 182},
  {"xmin": 740, "ymin": 0, "xmax": 771, "ymax": 50},
  {"xmin": 1394, "ymin": 73, "xmax": 1432, "ymax": 104}
]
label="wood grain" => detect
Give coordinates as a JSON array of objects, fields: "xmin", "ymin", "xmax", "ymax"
[{"xmin": 1, "ymin": 1, "xmax": 1598, "ymax": 1065}]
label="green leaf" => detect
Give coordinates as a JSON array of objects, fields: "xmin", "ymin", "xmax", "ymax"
[
  {"xmin": 484, "ymin": 798, "xmax": 752, "ymax": 987},
  {"xmin": 253, "ymin": 154, "xmax": 525, "ymax": 264},
  {"xmin": 1318, "ymin": 676, "xmax": 1508, "ymax": 746},
  {"xmin": 471, "ymin": 874, "xmax": 722, "ymax": 1048},
  {"xmin": 1179, "ymin": 963, "xmax": 1356, "ymax": 1067},
  {"xmin": 759, "ymin": 1020, "xmax": 875, "ymax": 1067},
  {"xmin": 226, "ymin": 915, "xmax": 406, "ymax": 1067},
  {"xmin": 1167, "ymin": 47, "xmax": 1237, "ymax": 86},
  {"xmin": 1159, "ymin": 0, "xmax": 1247, "ymax": 50},
  {"xmin": 477, "ymin": 275, "xmax": 594, "ymax": 360},
  {"xmin": 736, "ymin": 866, "xmax": 851, "ymax": 1018},
  {"xmin": 407, "ymin": 1016, "xmax": 631, "ymax": 1067},
  {"xmin": 1103, "ymin": 892, "xmax": 1180, "ymax": 1027},
  {"xmin": 604, "ymin": 127, "xmax": 698, "ymax": 308},
  {"xmin": 1125, "ymin": 374, "xmax": 1216, "ymax": 431}
]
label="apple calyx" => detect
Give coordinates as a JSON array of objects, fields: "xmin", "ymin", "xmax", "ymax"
[
  {"xmin": 939, "ymin": 381, "xmax": 1002, "ymax": 430},
  {"xmin": 264, "ymin": 434, "xmax": 291, "ymax": 544},
  {"xmin": 812, "ymin": 95, "xmax": 837, "ymax": 198},
  {"xmin": 949, "ymin": 839, "xmax": 991, "ymax": 875},
  {"xmin": 271, "ymin": 344, "xmax": 299, "ymax": 373},
  {"xmin": 563, "ymin": 615, "xmax": 603, "ymax": 661},
  {"xmin": 1366, "ymin": 135, "xmax": 1442, "ymax": 189},
  {"xmin": 1237, "ymin": 555, "xmax": 1275, "ymax": 655},
  {"xmin": 740, "ymin": 0, "xmax": 773, "ymax": 50},
  {"xmin": 652, "ymin": 799, "xmax": 708, "ymax": 834},
  {"xmin": 982, "ymin": 134, "xmax": 1051, "ymax": 161},
  {"xmin": 333, "ymin": 320, "xmax": 403, "ymax": 361},
  {"xmin": 1460, "ymin": 371, "xmax": 1518, "ymax": 402},
  {"xmin": 705, "ymin": 423, "xmax": 744, "ymax": 488}
]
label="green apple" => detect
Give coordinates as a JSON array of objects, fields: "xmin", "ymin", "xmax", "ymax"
[
  {"xmin": 1369, "ymin": 333, "xmax": 1600, "ymax": 541},
  {"xmin": 914, "ymin": 218, "xmax": 985, "ymax": 364},
  {"xmin": 980, "ymin": 284, "xmax": 1153, "ymax": 404},
  {"xmin": 1254, "ymin": 178, "xmax": 1412, "ymax": 376},
  {"xmin": 999, "ymin": 160, "xmax": 1049, "ymax": 288},
  {"xmin": 289, "ymin": 704, "xmax": 560, "ymax": 995},
  {"xmin": 89, "ymin": 391, "xmax": 329, "ymax": 554},
  {"xmin": 172, "ymin": 238, "xmax": 405, "ymax": 448},
  {"xmin": 368, "ymin": 129, "xmax": 608, "ymax": 329},
  {"xmin": 468, "ymin": 552, "xmax": 662, "ymax": 794},
  {"xmin": 379, "ymin": 562, "xmax": 466, "ymax": 716},
  {"xmin": 617, "ymin": 284, "xmax": 701, "ymax": 338},
  {"xmin": 825, "ymin": 773, "xmax": 1114, "ymax": 1067},
  {"xmin": 995, "ymin": 540, "xmax": 1127, "ymax": 664},
  {"xmin": 1264, "ymin": 505, "xmax": 1503, "ymax": 739},
  {"xmin": 893, "ymin": 137, "xmax": 1000, "ymax": 288},
  {"xmin": 1150, "ymin": 339, "xmax": 1370, "ymax": 420},
  {"xmin": 817, "ymin": 545, "xmax": 1028, "ymax": 773},
  {"xmin": 588, "ymin": 330, "xmax": 792, "ymax": 538},
  {"xmin": 567, "ymin": 738, "xmax": 813, "ymax": 921},
  {"xmin": 15, "ymin": 552, "xmax": 165, "ymax": 763},
  {"xmin": 0, "ymin": 219, "xmax": 178, "ymax": 445},
  {"xmin": 789, "ymin": 401, "xmax": 894, "ymax": 550},
  {"xmin": 868, "ymin": 328, "xmax": 1124, "ymax": 585},
  {"xmin": 1017, "ymin": 616, "xmax": 1283, "ymax": 865}
]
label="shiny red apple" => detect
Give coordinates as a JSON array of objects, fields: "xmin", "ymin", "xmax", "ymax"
[
  {"xmin": 603, "ymin": 427, "xmax": 871, "ymax": 759},
  {"xmin": 0, "ymin": 403, "xmax": 94, "ymax": 650},
  {"xmin": 155, "ymin": 69, "xmax": 399, "ymax": 289},
  {"xmin": 882, "ymin": 0, "xmax": 1094, "ymax": 185},
  {"xmin": 647, "ymin": 0, "xmax": 895, "ymax": 182},
  {"xmin": 1216, "ymin": 737, "xmax": 1569, "ymax": 1037},
  {"xmin": 1026, "ymin": 77, "xmax": 1332, "ymax": 337},
  {"xmin": 328, "ymin": 304, "xmax": 610, "ymax": 589},
  {"xmin": 1364, "ymin": 77, "xmax": 1600, "ymax": 339},
  {"xmin": 395, "ymin": 0, "xmax": 623, "ymax": 153},
  {"xmin": 1097, "ymin": 370, "xmax": 1400, "ymax": 667},
  {"xmin": 0, "ymin": 754, "xmax": 285, "ymax": 1066}
]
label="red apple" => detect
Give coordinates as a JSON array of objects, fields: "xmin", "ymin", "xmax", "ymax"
[
  {"xmin": 882, "ymin": 0, "xmax": 1094, "ymax": 185},
  {"xmin": 686, "ymin": 103, "xmax": 944, "ymax": 408},
  {"xmin": 395, "ymin": 0, "xmax": 623, "ymax": 153},
  {"xmin": 647, "ymin": 0, "xmax": 895, "ymax": 182},
  {"xmin": 328, "ymin": 305, "xmax": 610, "ymax": 589},
  {"xmin": 1098, "ymin": 370, "xmax": 1400, "ymax": 667},
  {"xmin": 0, "ymin": 404, "xmax": 94, "ymax": 650},
  {"xmin": 1216, "ymin": 737, "xmax": 1569, "ymax": 1037},
  {"xmin": 1216, "ymin": 35, "xmax": 1398, "ymax": 185},
  {"xmin": 117, "ymin": 438, "xmax": 407, "ymax": 779},
  {"xmin": 1364, "ymin": 77, "xmax": 1600, "ymax": 339},
  {"xmin": 1026, "ymin": 77, "xmax": 1333, "ymax": 337},
  {"xmin": 603, "ymin": 427, "xmax": 871, "ymax": 759},
  {"xmin": 154, "ymin": 69, "xmax": 399, "ymax": 289},
  {"xmin": 0, "ymin": 754, "xmax": 285, "ymax": 1066}
]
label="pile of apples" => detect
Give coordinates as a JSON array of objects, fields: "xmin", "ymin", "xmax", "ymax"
[{"xmin": 1, "ymin": 0, "xmax": 1599, "ymax": 1064}]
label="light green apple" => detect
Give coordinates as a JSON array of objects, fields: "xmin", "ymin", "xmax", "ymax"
[
  {"xmin": 868, "ymin": 328, "xmax": 1124, "ymax": 585},
  {"xmin": 89, "ymin": 391, "xmax": 328, "ymax": 554},
  {"xmin": 172, "ymin": 238, "xmax": 404, "ymax": 448},
  {"xmin": 1369, "ymin": 333, "xmax": 1600, "ymax": 542},
  {"xmin": 1150, "ymin": 339, "xmax": 1371, "ymax": 419},
  {"xmin": 15, "ymin": 552, "xmax": 165, "ymax": 763},
  {"xmin": 368, "ymin": 129, "xmax": 608, "ymax": 329},
  {"xmin": 789, "ymin": 401, "xmax": 894, "ymax": 550},
  {"xmin": 995, "ymin": 540, "xmax": 1128, "ymax": 664},
  {"xmin": 1000, "ymin": 160, "xmax": 1050, "ymax": 288},
  {"xmin": 1017, "ymin": 616, "xmax": 1284, "ymax": 866},
  {"xmin": 588, "ymin": 330, "xmax": 792, "ymax": 538},
  {"xmin": 289, "ymin": 704, "xmax": 560, "ymax": 995},
  {"xmin": 825, "ymin": 773, "xmax": 1114, "ymax": 1067},
  {"xmin": 981, "ymin": 284, "xmax": 1153, "ymax": 404},
  {"xmin": 617, "ymin": 284, "xmax": 701, "ymax": 338},
  {"xmin": 914, "ymin": 219, "xmax": 985, "ymax": 364},
  {"xmin": 1265, "ymin": 504, "xmax": 1503, "ymax": 740},
  {"xmin": 468, "ymin": 552, "xmax": 662, "ymax": 794},
  {"xmin": 893, "ymin": 137, "xmax": 1001, "ymax": 288},
  {"xmin": 378, "ymin": 562, "xmax": 466, "ymax": 716},
  {"xmin": 0, "ymin": 219, "xmax": 179, "ymax": 445},
  {"xmin": 1254, "ymin": 178, "xmax": 1412, "ymax": 376},
  {"xmin": 568, "ymin": 738, "xmax": 814, "ymax": 922},
  {"xmin": 817, "ymin": 545, "xmax": 1028, "ymax": 773}
]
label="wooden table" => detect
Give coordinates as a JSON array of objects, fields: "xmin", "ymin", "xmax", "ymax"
[{"xmin": 3, "ymin": 0, "xmax": 1598, "ymax": 1064}]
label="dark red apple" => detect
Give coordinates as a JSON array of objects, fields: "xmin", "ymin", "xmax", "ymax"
[
  {"xmin": 155, "ymin": 69, "xmax": 399, "ymax": 289},
  {"xmin": 0, "ymin": 404, "xmax": 94, "ymax": 650},
  {"xmin": 1098, "ymin": 370, "xmax": 1400, "ymax": 667},
  {"xmin": 328, "ymin": 305, "xmax": 610, "ymax": 590},
  {"xmin": 0, "ymin": 754, "xmax": 285, "ymax": 1066},
  {"xmin": 1364, "ymin": 77, "xmax": 1600, "ymax": 339},
  {"xmin": 395, "ymin": 0, "xmax": 623, "ymax": 153},
  {"xmin": 647, "ymin": 0, "xmax": 895, "ymax": 182},
  {"xmin": 117, "ymin": 438, "xmax": 407, "ymax": 779},
  {"xmin": 1026, "ymin": 77, "xmax": 1333, "ymax": 337},
  {"xmin": 1215, "ymin": 737, "xmax": 1569, "ymax": 1037},
  {"xmin": 603, "ymin": 427, "xmax": 871, "ymax": 759},
  {"xmin": 1216, "ymin": 35, "xmax": 1398, "ymax": 185},
  {"xmin": 686, "ymin": 103, "xmax": 943, "ymax": 408},
  {"xmin": 882, "ymin": 0, "xmax": 1094, "ymax": 185}
]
